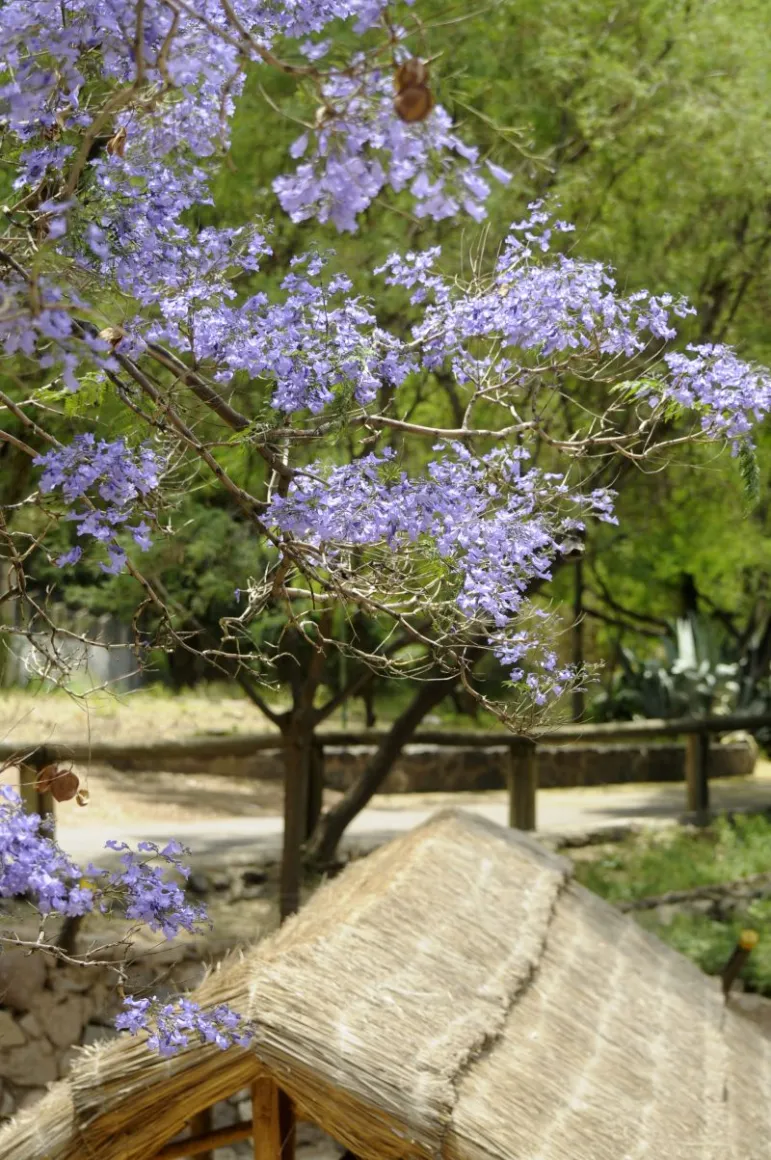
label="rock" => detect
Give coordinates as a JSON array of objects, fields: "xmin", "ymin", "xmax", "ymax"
[
  {"xmin": 295, "ymin": 1122, "xmax": 342, "ymax": 1160},
  {"xmin": 18, "ymin": 1013, "xmax": 43, "ymax": 1039},
  {"xmin": 689, "ymin": 898, "xmax": 718, "ymax": 917},
  {"xmin": 0, "ymin": 950, "xmax": 47, "ymax": 1013},
  {"xmin": 49, "ymin": 971, "xmax": 94, "ymax": 996},
  {"xmin": 241, "ymin": 869, "xmax": 267, "ymax": 886},
  {"xmin": 58, "ymin": 1046, "xmax": 81, "ymax": 1079},
  {"xmin": 210, "ymin": 871, "xmax": 231, "ymax": 892},
  {"xmin": 0, "ymin": 1086, "xmax": 16, "ymax": 1118},
  {"xmin": 211, "ymin": 1101, "xmax": 239, "ymax": 1129},
  {"xmin": 16, "ymin": 1087, "xmax": 48, "ymax": 1111},
  {"xmin": 46, "ymin": 996, "xmax": 88, "ymax": 1049},
  {"xmin": 0, "ymin": 1010, "xmax": 26, "ymax": 1048},
  {"xmin": 187, "ymin": 872, "xmax": 210, "ymax": 896},
  {"xmin": 653, "ymin": 904, "xmax": 681, "ymax": 926},
  {"xmin": 0, "ymin": 1039, "xmax": 57, "ymax": 1087},
  {"xmin": 238, "ymin": 885, "xmax": 265, "ymax": 901},
  {"xmin": 82, "ymin": 1023, "xmax": 118, "ymax": 1047}
]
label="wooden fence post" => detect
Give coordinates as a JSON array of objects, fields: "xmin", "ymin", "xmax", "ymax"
[
  {"xmin": 685, "ymin": 731, "xmax": 710, "ymax": 824},
  {"xmin": 508, "ymin": 739, "xmax": 537, "ymax": 831},
  {"xmin": 18, "ymin": 746, "xmax": 55, "ymax": 834}
]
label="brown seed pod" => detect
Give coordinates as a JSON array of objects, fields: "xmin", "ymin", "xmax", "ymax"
[
  {"xmin": 50, "ymin": 769, "xmax": 80, "ymax": 803},
  {"xmin": 98, "ymin": 326, "xmax": 126, "ymax": 348},
  {"xmin": 394, "ymin": 58, "xmax": 429, "ymax": 93},
  {"xmin": 76, "ymin": 788, "xmax": 90, "ymax": 808},
  {"xmin": 34, "ymin": 764, "xmax": 58, "ymax": 794},
  {"xmin": 107, "ymin": 126, "xmax": 127, "ymax": 158},
  {"xmin": 394, "ymin": 84, "xmax": 434, "ymax": 124}
]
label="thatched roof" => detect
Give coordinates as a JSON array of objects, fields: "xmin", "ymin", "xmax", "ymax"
[{"xmin": 1, "ymin": 810, "xmax": 769, "ymax": 1160}]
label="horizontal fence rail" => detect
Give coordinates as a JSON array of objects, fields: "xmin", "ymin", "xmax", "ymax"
[{"xmin": 5, "ymin": 711, "xmax": 771, "ymax": 836}]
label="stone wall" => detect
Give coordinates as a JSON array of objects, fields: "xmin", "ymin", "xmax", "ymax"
[
  {"xmin": 0, "ymin": 941, "xmax": 206, "ymax": 1120},
  {"xmin": 322, "ymin": 737, "xmax": 757, "ymax": 794}
]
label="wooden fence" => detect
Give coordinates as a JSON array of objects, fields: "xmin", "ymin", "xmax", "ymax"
[{"xmin": 5, "ymin": 710, "xmax": 771, "ymax": 837}]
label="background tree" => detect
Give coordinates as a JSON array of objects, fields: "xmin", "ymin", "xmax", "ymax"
[{"xmin": 2, "ymin": 0, "xmax": 771, "ymax": 926}]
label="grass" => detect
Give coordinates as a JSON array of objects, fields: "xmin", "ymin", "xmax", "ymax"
[{"xmin": 568, "ymin": 814, "xmax": 771, "ymax": 994}]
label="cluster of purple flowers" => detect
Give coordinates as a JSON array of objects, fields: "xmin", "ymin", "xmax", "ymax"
[
  {"xmin": 0, "ymin": 787, "xmax": 206, "ymax": 938},
  {"xmin": 147, "ymin": 253, "xmax": 413, "ymax": 414},
  {"xmin": 1, "ymin": 786, "xmax": 231, "ymax": 1050},
  {"xmin": 34, "ymin": 435, "xmax": 163, "ymax": 573},
  {"xmin": 0, "ymin": 786, "xmax": 94, "ymax": 916},
  {"xmin": 103, "ymin": 840, "xmax": 207, "ymax": 938},
  {"xmin": 0, "ymin": 274, "xmax": 114, "ymax": 393},
  {"xmin": 275, "ymin": 66, "xmax": 511, "ymax": 232},
  {"xmin": 269, "ymin": 444, "xmax": 616, "ymax": 694},
  {"xmin": 116, "ymin": 996, "xmax": 253, "ymax": 1056},
  {"xmin": 662, "ymin": 344, "xmax": 771, "ymax": 441}
]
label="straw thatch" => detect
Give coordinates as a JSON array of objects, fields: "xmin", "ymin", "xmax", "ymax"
[{"xmin": 1, "ymin": 809, "xmax": 769, "ymax": 1160}]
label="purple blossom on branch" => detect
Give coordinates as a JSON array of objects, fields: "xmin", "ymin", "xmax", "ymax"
[
  {"xmin": 34, "ymin": 436, "xmax": 164, "ymax": 571},
  {"xmin": 269, "ymin": 444, "xmax": 616, "ymax": 692},
  {"xmin": 0, "ymin": 786, "xmax": 94, "ymax": 916},
  {"xmin": 116, "ymin": 996, "xmax": 253, "ymax": 1056},
  {"xmin": 0, "ymin": 787, "xmax": 206, "ymax": 937}
]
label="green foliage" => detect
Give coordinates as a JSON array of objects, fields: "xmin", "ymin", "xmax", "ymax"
[
  {"xmin": 590, "ymin": 615, "xmax": 740, "ymax": 721},
  {"xmin": 635, "ymin": 904, "xmax": 771, "ymax": 995},
  {"xmin": 738, "ymin": 440, "xmax": 761, "ymax": 513},
  {"xmin": 573, "ymin": 814, "xmax": 771, "ymax": 903},
  {"xmin": 572, "ymin": 814, "xmax": 771, "ymax": 992}
]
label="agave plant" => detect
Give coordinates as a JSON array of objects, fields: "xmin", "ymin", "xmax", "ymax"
[{"xmin": 591, "ymin": 616, "xmax": 741, "ymax": 721}]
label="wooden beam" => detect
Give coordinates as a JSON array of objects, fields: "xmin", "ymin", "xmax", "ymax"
[
  {"xmin": 156, "ymin": 1121, "xmax": 252, "ymax": 1160},
  {"xmin": 279, "ymin": 1089, "xmax": 296, "ymax": 1160}
]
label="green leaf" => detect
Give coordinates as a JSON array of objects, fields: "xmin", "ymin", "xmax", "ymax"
[{"xmin": 738, "ymin": 439, "xmax": 760, "ymax": 513}]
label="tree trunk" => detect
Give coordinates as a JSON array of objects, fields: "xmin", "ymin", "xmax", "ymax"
[
  {"xmin": 279, "ymin": 722, "xmax": 319, "ymax": 921},
  {"xmin": 572, "ymin": 557, "xmax": 585, "ymax": 722},
  {"xmin": 306, "ymin": 739, "xmax": 324, "ymax": 841},
  {"xmin": 304, "ymin": 676, "xmax": 453, "ymax": 868}
]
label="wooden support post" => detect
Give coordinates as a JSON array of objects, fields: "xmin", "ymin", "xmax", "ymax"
[
  {"xmin": 252, "ymin": 1080, "xmax": 295, "ymax": 1160},
  {"xmin": 508, "ymin": 739, "xmax": 537, "ymax": 832},
  {"xmin": 188, "ymin": 1109, "xmax": 212, "ymax": 1160},
  {"xmin": 18, "ymin": 746, "xmax": 55, "ymax": 833},
  {"xmin": 685, "ymin": 731, "xmax": 710, "ymax": 824}
]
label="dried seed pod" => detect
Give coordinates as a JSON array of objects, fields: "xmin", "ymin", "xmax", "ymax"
[
  {"xmin": 107, "ymin": 126, "xmax": 127, "ymax": 158},
  {"xmin": 394, "ymin": 84, "xmax": 434, "ymax": 124},
  {"xmin": 75, "ymin": 788, "xmax": 90, "ymax": 808},
  {"xmin": 98, "ymin": 326, "xmax": 126, "ymax": 348},
  {"xmin": 394, "ymin": 58, "xmax": 429, "ymax": 93},
  {"xmin": 34, "ymin": 764, "xmax": 58, "ymax": 794},
  {"xmin": 50, "ymin": 769, "xmax": 80, "ymax": 803}
]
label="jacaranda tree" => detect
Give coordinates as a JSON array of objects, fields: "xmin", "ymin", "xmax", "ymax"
[{"xmin": 2, "ymin": 0, "xmax": 770, "ymax": 1051}]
